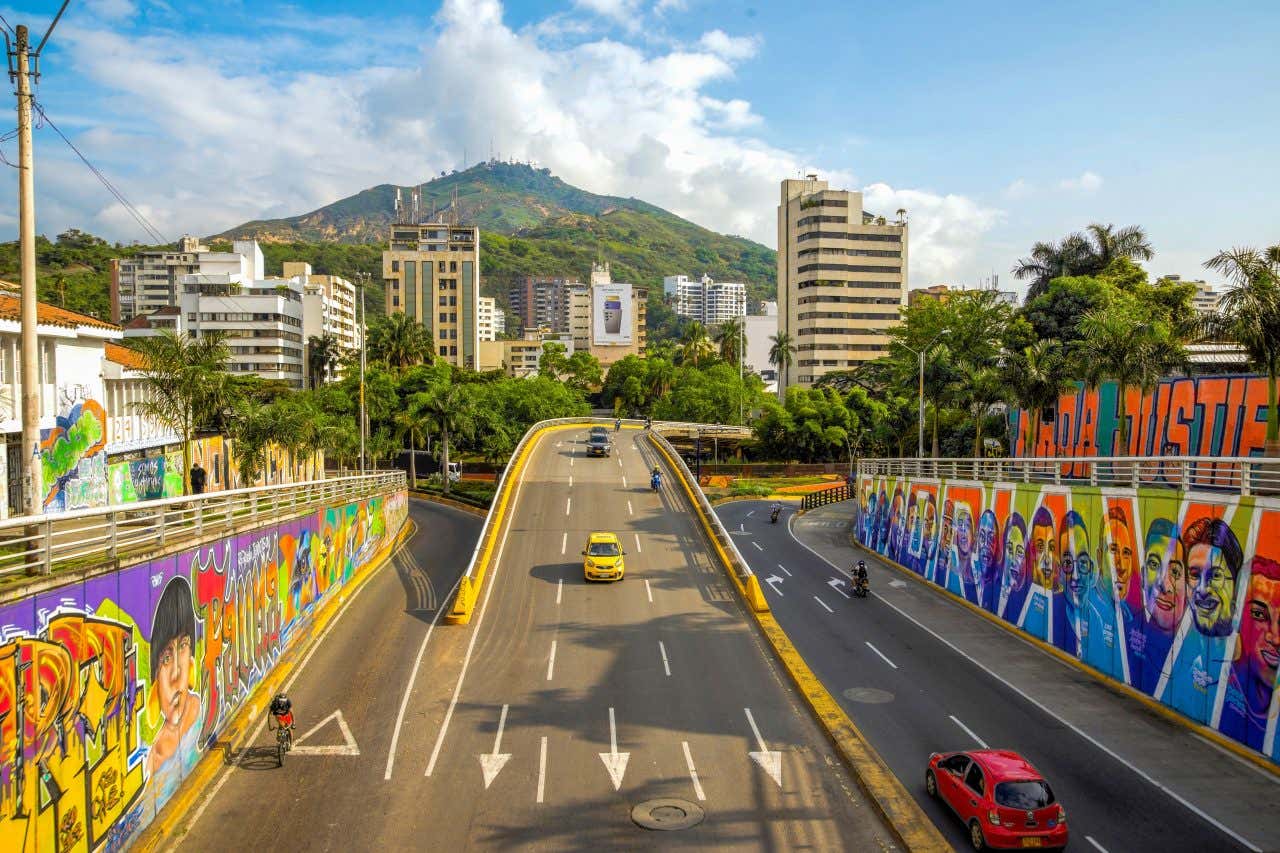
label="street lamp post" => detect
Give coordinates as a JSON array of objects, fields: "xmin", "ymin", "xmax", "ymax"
[
  {"xmin": 357, "ymin": 272, "xmax": 369, "ymax": 475},
  {"xmin": 897, "ymin": 328, "xmax": 950, "ymax": 459}
]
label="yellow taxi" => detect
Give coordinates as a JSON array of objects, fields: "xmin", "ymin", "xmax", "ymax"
[{"xmin": 582, "ymin": 532, "xmax": 626, "ymax": 582}]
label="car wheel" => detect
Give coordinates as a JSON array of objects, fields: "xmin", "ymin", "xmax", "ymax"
[
  {"xmin": 968, "ymin": 820, "xmax": 986, "ymax": 852},
  {"xmin": 924, "ymin": 770, "xmax": 937, "ymax": 798}
]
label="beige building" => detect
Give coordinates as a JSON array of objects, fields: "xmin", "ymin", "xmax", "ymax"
[
  {"xmin": 383, "ymin": 221, "xmax": 480, "ymax": 369},
  {"xmin": 777, "ymin": 176, "xmax": 907, "ymax": 389},
  {"xmin": 479, "ymin": 329, "xmax": 575, "ymax": 378},
  {"xmin": 110, "ymin": 235, "xmax": 206, "ymax": 324},
  {"xmin": 584, "ymin": 262, "xmax": 647, "ymax": 369}
]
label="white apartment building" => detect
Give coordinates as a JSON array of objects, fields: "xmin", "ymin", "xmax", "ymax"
[
  {"xmin": 286, "ymin": 262, "xmax": 362, "ymax": 355},
  {"xmin": 662, "ymin": 274, "xmax": 747, "ymax": 326},
  {"xmin": 477, "ymin": 296, "xmax": 504, "ymax": 341},
  {"xmin": 111, "ymin": 235, "xmax": 206, "ymax": 323}
]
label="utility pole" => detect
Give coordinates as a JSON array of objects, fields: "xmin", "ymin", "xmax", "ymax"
[
  {"xmin": 357, "ymin": 272, "xmax": 368, "ymax": 475},
  {"xmin": 12, "ymin": 26, "xmax": 39, "ymax": 515}
]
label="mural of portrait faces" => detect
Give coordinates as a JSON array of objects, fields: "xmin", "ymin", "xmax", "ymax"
[
  {"xmin": 1030, "ymin": 507, "xmax": 1057, "ymax": 589},
  {"xmin": 1058, "ymin": 510, "xmax": 1095, "ymax": 609},
  {"xmin": 887, "ymin": 487, "xmax": 905, "ymax": 553},
  {"xmin": 876, "ymin": 488, "xmax": 890, "ymax": 548},
  {"xmin": 1143, "ymin": 518, "xmax": 1187, "ymax": 633},
  {"xmin": 977, "ymin": 509, "xmax": 1000, "ymax": 585},
  {"xmin": 921, "ymin": 495, "xmax": 937, "ymax": 552},
  {"xmin": 1002, "ymin": 513, "xmax": 1029, "ymax": 592},
  {"xmin": 1237, "ymin": 557, "xmax": 1280, "ymax": 715},
  {"xmin": 1106, "ymin": 505, "xmax": 1137, "ymax": 603},
  {"xmin": 939, "ymin": 499, "xmax": 956, "ymax": 554},
  {"xmin": 148, "ymin": 576, "xmax": 201, "ymax": 777},
  {"xmin": 954, "ymin": 502, "xmax": 975, "ymax": 581},
  {"xmin": 905, "ymin": 495, "xmax": 921, "ymax": 558},
  {"xmin": 1182, "ymin": 517, "xmax": 1244, "ymax": 638}
]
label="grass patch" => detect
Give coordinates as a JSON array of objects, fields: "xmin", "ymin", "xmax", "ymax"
[
  {"xmin": 702, "ymin": 474, "xmax": 846, "ymax": 502},
  {"xmin": 412, "ymin": 479, "xmax": 496, "ymax": 509}
]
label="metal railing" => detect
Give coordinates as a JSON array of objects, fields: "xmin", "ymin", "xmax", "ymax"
[
  {"xmin": 801, "ymin": 482, "xmax": 855, "ymax": 510},
  {"xmin": 857, "ymin": 456, "xmax": 1280, "ymax": 496},
  {"xmin": 0, "ymin": 471, "xmax": 406, "ymax": 580}
]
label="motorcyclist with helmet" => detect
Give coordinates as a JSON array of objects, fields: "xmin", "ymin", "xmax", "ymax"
[{"xmin": 852, "ymin": 560, "xmax": 869, "ymax": 597}]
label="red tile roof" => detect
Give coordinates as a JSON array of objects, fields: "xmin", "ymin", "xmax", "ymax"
[
  {"xmin": 105, "ymin": 342, "xmax": 149, "ymax": 370},
  {"xmin": 0, "ymin": 292, "xmax": 120, "ymax": 331}
]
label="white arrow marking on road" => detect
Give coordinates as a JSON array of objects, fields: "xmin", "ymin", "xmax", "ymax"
[
  {"xmin": 777, "ymin": 564, "xmax": 792, "ymax": 577},
  {"xmin": 889, "ymin": 579, "xmax": 907, "ymax": 589},
  {"xmin": 828, "ymin": 577, "xmax": 851, "ymax": 599},
  {"xmin": 478, "ymin": 704, "xmax": 512, "ymax": 789},
  {"xmin": 291, "ymin": 709, "xmax": 360, "ymax": 756},
  {"xmin": 743, "ymin": 708, "xmax": 782, "ymax": 788},
  {"xmin": 599, "ymin": 707, "xmax": 630, "ymax": 791},
  {"xmin": 764, "ymin": 575, "xmax": 785, "ymax": 596}
]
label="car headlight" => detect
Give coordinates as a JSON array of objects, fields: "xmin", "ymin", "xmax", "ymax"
[{"xmin": 586, "ymin": 560, "xmax": 596, "ymax": 568}]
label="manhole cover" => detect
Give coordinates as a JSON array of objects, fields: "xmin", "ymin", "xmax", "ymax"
[
  {"xmin": 631, "ymin": 798, "xmax": 706, "ymax": 831},
  {"xmin": 843, "ymin": 686, "xmax": 894, "ymax": 704}
]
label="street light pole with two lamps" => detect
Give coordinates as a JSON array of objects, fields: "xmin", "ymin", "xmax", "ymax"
[{"xmin": 895, "ymin": 328, "xmax": 950, "ymax": 459}]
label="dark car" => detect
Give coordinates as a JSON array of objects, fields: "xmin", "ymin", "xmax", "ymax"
[
  {"xmin": 926, "ymin": 749, "xmax": 1067, "ymax": 851},
  {"xmin": 587, "ymin": 435, "xmax": 612, "ymax": 457}
]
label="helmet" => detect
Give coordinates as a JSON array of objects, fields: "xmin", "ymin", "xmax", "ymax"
[
  {"xmin": 857, "ymin": 560, "xmax": 866, "ymax": 569},
  {"xmin": 270, "ymin": 694, "xmax": 292, "ymax": 715}
]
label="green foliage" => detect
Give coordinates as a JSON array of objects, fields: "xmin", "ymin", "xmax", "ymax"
[
  {"xmin": 753, "ymin": 387, "xmax": 857, "ymax": 463},
  {"xmin": 651, "ymin": 363, "xmax": 763, "ymax": 426}
]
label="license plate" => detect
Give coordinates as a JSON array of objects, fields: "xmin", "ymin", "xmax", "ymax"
[{"xmin": 1021, "ymin": 839, "xmax": 1043, "ymax": 848}]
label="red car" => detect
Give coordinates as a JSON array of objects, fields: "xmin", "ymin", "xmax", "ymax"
[{"xmin": 926, "ymin": 749, "xmax": 1068, "ymax": 851}]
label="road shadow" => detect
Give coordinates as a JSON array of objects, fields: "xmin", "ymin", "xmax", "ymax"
[{"xmin": 530, "ymin": 561, "xmax": 581, "ymax": 585}]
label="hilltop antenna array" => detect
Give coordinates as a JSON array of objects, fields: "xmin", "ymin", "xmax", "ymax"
[{"xmin": 394, "ymin": 188, "xmax": 402, "ymax": 223}]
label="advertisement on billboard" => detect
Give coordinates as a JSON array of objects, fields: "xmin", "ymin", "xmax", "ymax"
[{"xmin": 592, "ymin": 284, "xmax": 632, "ymax": 345}]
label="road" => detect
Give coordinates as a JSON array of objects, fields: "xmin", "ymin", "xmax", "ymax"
[
  {"xmin": 716, "ymin": 499, "xmax": 1263, "ymax": 853},
  {"xmin": 171, "ymin": 430, "xmax": 896, "ymax": 851}
]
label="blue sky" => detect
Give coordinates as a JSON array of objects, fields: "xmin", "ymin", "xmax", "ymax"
[{"xmin": 3, "ymin": 0, "xmax": 1277, "ymax": 293}]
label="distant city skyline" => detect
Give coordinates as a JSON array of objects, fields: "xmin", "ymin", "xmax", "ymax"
[{"xmin": 1, "ymin": 0, "xmax": 1275, "ymax": 296}]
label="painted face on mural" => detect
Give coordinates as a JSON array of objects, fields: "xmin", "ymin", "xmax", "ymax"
[
  {"xmin": 148, "ymin": 576, "xmax": 201, "ymax": 776},
  {"xmin": 976, "ymin": 510, "xmax": 999, "ymax": 582},
  {"xmin": 1003, "ymin": 517, "xmax": 1028, "ymax": 590},
  {"xmin": 1187, "ymin": 544, "xmax": 1236, "ymax": 637},
  {"xmin": 1239, "ymin": 563, "xmax": 1280, "ymax": 698},
  {"xmin": 1107, "ymin": 510, "xmax": 1137, "ymax": 602},
  {"xmin": 939, "ymin": 500, "xmax": 955, "ymax": 553},
  {"xmin": 1143, "ymin": 521, "xmax": 1186, "ymax": 632},
  {"xmin": 1030, "ymin": 512, "xmax": 1057, "ymax": 588},
  {"xmin": 1058, "ymin": 512, "xmax": 1095, "ymax": 609},
  {"xmin": 905, "ymin": 499, "xmax": 920, "ymax": 555},
  {"xmin": 922, "ymin": 498, "xmax": 937, "ymax": 552}
]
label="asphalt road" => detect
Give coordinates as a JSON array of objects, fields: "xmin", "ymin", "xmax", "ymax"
[
  {"xmin": 172, "ymin": 431, "xmax": 896, "ymax": 851},
  {"xmin": 715, "ymin": 500, "xmax": 1254, "ymax": 853}
]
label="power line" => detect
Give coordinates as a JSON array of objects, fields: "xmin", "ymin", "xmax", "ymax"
[{"xmin": 32, "ymin": 101, "xmax": 169, "ymax": 245}]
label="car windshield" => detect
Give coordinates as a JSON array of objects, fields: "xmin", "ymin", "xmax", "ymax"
[
  {"xmin": 588, "ymin": 542, "xmax": 621, "ymax": 557},
  {"xmin": 590, "ymin": 436, "xmax": 608, "ymax": 444},
  {"xmin": 590, "ymin": 427, "xmax": 607, "ymax": 435},
  {"xmin": 994, "ymin": 780, "xmax": 1055, "ymax": 809}
]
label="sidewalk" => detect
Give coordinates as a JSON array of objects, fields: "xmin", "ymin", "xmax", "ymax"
[{"xmin": 794, "ymin": 502, "xmax": 1280, "ymax": 853}]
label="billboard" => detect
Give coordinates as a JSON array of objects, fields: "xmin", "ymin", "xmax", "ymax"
[{"xmin": 592, "ymin": 283, "xmax": 632, "ymax": 345}]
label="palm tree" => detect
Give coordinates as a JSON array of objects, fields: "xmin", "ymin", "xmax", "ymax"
[
  {"xmin": 307, "ymin": 334, "xmax": 343, "ymax": 389},
  {"xmin": 1084, "ymin": 223, "xmax": 1154, "ymax": 270},
  {"xmin": 416, "ymin": 382, "xmax": 473, "ymax": 496},
  {"xmin": 678, "ymin": 321, "xmax": 715, "ymax": 367},
  {"xmin": 1003, "ymin": 340, "xmax": 1073, "ymax": 456},
  {"xmin": 367, "ymin": 313, "xmax": 434, "ymax": 371},
  {"xmin": 394, "ymin": 401, "xmax": 429, "ymax": 488},
  {"xmin": 713, "ymin": 318, "xmax": 744, "ymax": 366},
  {"xmin": 954, "ymin": 361, "xmax": 1005, "ymax": 458},
  {"xmin": 1203, "ymin": 245, "xmax": 1280, "ymax": 446},
  {"xmin": 1075, "ymin": 306, "xmax": 1154, "ymax": 456},
  {"xmin": 768, "ymin": 331, "xmax": 795, "ymax": 395},
  {"xmin": 1014, "ymin": 224, "xmax": 1153, "ymax": 301},
  {"xmin": 131, "ymin": 331, "xmax": 231, "ymax": 494}
]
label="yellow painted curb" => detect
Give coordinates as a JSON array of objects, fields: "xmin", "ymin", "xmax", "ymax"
[
  {"xmin": 649, "ymin": 436, "xmax": 948, "ymax": 852},
  {"xmin": 445, "ymin": 423, "xmax": 581, "ymax": 625},
  {"xmin": 850, "ymin": 530, "xmax": 1280, "ymax": 781},
  {"xmin": 136, "ymin": 513, "xmax": 415, "ymax": 851},
  {"xmin": 708, "ymin": 494, "xmax": 804, "ymax": 505}
]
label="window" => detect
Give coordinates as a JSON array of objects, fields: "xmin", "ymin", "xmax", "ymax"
[
  {"xmin": 963, "ymin": 764, "xmax": 985, "ymax": 797},
  {"xmin": 797, "ymin": 263, "xmax": 902, "ymax": 274},
  {"xmin": 449, "ymin": 313, "xmax": 457, "ymax": 323},
  {"xmin": 188, "ymin": 313, "xmax": 198, "ymax": 321},
  {"xmin": 439, "ymin": 345, "xmax": 447, "ymax": 355},
  {"xmin": 796, "ymin": 215, "xmax": 847, "ymax": 227},
  {"xmin": 449, "ymin": 295, "xmax": 457, "ymax": 306},
  {"xmin": 439, "ymin": 296, "xmax": 447, "ymax": 306},
  {"xmin": 438, "ymin": 261, "xmax": 446, "ymax": 273},
  {"xmin": 450, "ymin": 261, "xmax": 457, "ymax": 272},
  {"xmin": 392, "ymin": 296, "xmax": 400, "ymax": 307},
  {"xmin": 439, "ymin": 313, "xmax": 448, "ymax": 323},
  {"xmin": 391, "ymin": 260, "xmax": 400, "ymax": 272},
  {"xmin": 587, "ymin": 542, "xmax": 621, "ymax": 556},
  {"xmin": 450, "ymin": 345, "xmax": 457, "ymax": 356},
  {"xmin": 994, "ymin": 781, "xmax": 1054, "ymax": 810},
  {"xmin": 939, "ymin": 754, "xmax": 970, "ymax": 774}
]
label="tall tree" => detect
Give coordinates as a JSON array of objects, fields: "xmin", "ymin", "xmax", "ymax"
[
  {"xmin": 768, "ymin": 331, "xmax": 795, "ymax": 398},
  {"xmin": 1003, "ymin": 340, "xmax": 1073, "ymax": 456},
  {"xmin": 131, "ymin": 331, "xmax": 231, "ymax": 495},
  {"xmin": 678, "ymin": 321, "xmax": 715, "ymax": 367},
  {"xmin": 367, "ymin": 313, "xmax": 434, "ymax": 371},
  {"xmin": 416, "ymin": 382, "xmax": 473, "ymax": 496},
  {"xmin": 713, "ymin": 318, "xmax": 744, "ymax": 366},
  {"xmin": 307, "ymin": 333, "xmax": 343, "ymax": 389},
  {"xmin": 1014, "ymin": 223, "xmax": 1153, "ymax": 301},
  {"xmin": 1203, "ymin": 245, "xmax": 1280, "ymax": 444}
]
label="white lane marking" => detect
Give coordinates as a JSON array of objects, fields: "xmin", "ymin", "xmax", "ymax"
[
  {"xmin": 743, "ymin": 707, "xmax": 782, "ymax": 787},
  {"xmin": 751, "ymin": 541, "xmax": 764, "ymax": 552},
  {"xmin": 546, "ymin": 640, "xmax": 557, "ymax": 681},
  {"xmin": 746, "ymin": 510, "xmax": 755, "ymax": 517},
  {"xmin": 784, "ymin": 520, "xmax": 1265, "ymax": 853},
  {"xmin": 537, "ymin": 736, "xmax": 548, "ymax": 803},
  {"xmin": 569, "ymin": 475, "xmax": 573, "ymax": 488},
  {"xmin": 777, "ymin": 563, "xmax": 793, "ymax": 577},
  {"xmin": 561, "ymin": 532, "xmax": 567, "ymax": 555},
  {"xmin": 764, "ymin": 575, "xmax": 785, "ymax": 596},
  {"xmin": 813, "ymin": 595, "xmax": 834, "ymax": 613},
  {"xmin": 659, "ymin": 641, "xmax": 671, "ymax": 677},
  {"xmin": 627, "ymin": 500, "xmax": 633, "ymax": 516},
  {"xmin": 828, "ymin": 577, "xmax": 852, "ymax": 599},
  {"xmin": 1190, "ymin": 733, "xmax": 1280, "ymax": 784},
  {"xmin": 599, "ymin": 707, "xmax": 630, "ymax": 790},
  {"xmin": 682, "ymin": 741, "xmax": 706, "ymax": 801},
  {"xmin": 1085, "ymin": 836, "xmax": 1110, "ymax": 853},
  {"xmin": 291, "ymin": 709, "xmax": 360, "ymax": 755},
  {"xmin": 190, "ymin": 533, "xmax": 389, "ymax": 826},
  {"xmin": 565, "ymin": 497, "xmax": 571, "ymax": 516},
  {"xmin": 950, "ymin": 715, "xmax": 989, "ymax": 749},
  {"xmin": 865, "ymin": 641, "xmax": 898, "ymax": 670},
  {"xmin": 622, "ymin": 474, "xmax": 627, "ymax": 488},
  {"xmin": 645, "ymin": 579, "xmax": 653, "ymax": 603},
  {"xmin": 556, "ymin": 578, "xmax": 563, "ymax": 605},
  {"xmin": 634, "ymin": 533, "xmax": 642, "ymax": 553},
  {"xmin": 478, "ymin": 704, "xmax": 512, "ymax": 789},
  {"xmin": 425, "ymin": 439, "xmax": 536, "ymax": 778},
  {"xmin": 570, "ymin": 455, "xmax": 574, "ymax": 467},
  {"xmin": 385, "ymin": 571, "xmax": 463, "ymax": 779}
]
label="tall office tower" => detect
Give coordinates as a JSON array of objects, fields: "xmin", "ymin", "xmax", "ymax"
[{"xmin": 777, "ymin": 175, "xmax": 907, "ymax": 389}]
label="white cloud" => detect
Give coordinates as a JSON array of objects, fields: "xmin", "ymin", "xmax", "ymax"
[
  {"xmin": 1003, "ymin": 178, "xmax": 1032, "ymax": 200},
  {"xmin": 28, "ymin": 0, "xmax": 997, "ymax": 289},
  {"xmin": 1058, "ymin": 170, "xmax": 1103, "ymax": 193},
  {"xmin": 654, "ymin": 0, "xmax": 688, "ymax": 12},
  {"xmin": 573, "ymin": 0, "xmax": 643, "ymax": 23},
  {"xmin": 84, "ymin": 0, "xmax": 137, "ymax": 20},
  {"xmin": 698, "ymin": 30, "xmax": 760, "ymax": 61}
]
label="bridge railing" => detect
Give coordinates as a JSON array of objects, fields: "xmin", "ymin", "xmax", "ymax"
[
  {"xmin": 856, "ymin": 455, "xmax": 1280, "ymax": 496},
  {"xmin": 801, "ymin": 482, "xmax": 855, "ymax": 511},
  {"xmin": 0, "ymin": 471, "xmax": 406, "ymax": 579}
]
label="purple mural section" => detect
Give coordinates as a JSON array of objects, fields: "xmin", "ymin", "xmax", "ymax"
[{"xmin": 0, "ymin": 490, "xmax": 407, "ymax": 852}]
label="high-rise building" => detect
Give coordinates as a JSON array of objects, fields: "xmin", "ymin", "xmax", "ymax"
[
  {"xmin": 382, "ymin": 216, "xmax": 480, "ymax": 369},
  {"xmin": 663, "ymin": 274, "xmax": 747, "ymax": 325},
  {"xmin": 586, "ymin": 263, "xmax": 646, "ymax": 368},
  {"xmin": 777, "ymin": 175, "xmax": 907, "ymax": 389},
  {"xmin": 1162, "ymin": 275, "xmax": 1220, "ymax": 315},
  {"xmin": 110, "ymin": 235, "xmax": 207, "ymax": 323},
  {"xmin": 477, "ymin": 296, "xmax": 506, "ymax": 341}
]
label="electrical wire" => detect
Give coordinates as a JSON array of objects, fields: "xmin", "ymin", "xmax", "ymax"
[{"xmin": 32, "ymin": 100, "xmax": 169, "ymax": 245}]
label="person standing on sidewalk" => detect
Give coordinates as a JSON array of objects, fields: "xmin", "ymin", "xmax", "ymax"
[{"xmin": 190, "ymin": 462, "xmax": 207, "ymax": 496}]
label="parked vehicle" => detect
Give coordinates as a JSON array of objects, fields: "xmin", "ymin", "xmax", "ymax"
[{"xmin": 926, "ymin": 750, "xmax": 1067, "ymax": 851}]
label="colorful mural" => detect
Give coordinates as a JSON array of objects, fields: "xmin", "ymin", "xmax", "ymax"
[
  {"xmin": 40, "ymin": 399, "xmax": 109, "ymax": 513},
  {"xmin": 1011, "ymin": 374, "xmax": 1271, "ymax": 462},
  {"xmin": 856, "ymin": 471, "xmax": 1280, "ymax": 763},
  {"xmin": 0, "ymin": 489, "xmax": 407, "ymax": 851}
]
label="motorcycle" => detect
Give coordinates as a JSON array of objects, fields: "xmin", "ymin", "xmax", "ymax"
[
  {"xmin": 770, "ymin": 507, "xmax": 781, "ymax": 524},
  {"xmin": 852, "ymin": 575, "xmax": 869, "ymax": 598},
  {"xmin": 651, "ymin": 473, "xmax": 661, "ymax": 491}
]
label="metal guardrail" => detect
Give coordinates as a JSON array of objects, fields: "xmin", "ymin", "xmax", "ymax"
[
  {"xmin": 857, "ymin": 456, "xmax": 1280, "ymax": 496},
  {"xmin": 0, "ymin": 471, "xmax": 406, "ymax": 580},
  {"xmin": 801, "ymin": 482, "xmax": 855, "ymax": 511}
]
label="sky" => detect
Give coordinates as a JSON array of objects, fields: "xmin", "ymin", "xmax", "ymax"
[{"xmin": 0, "ymin": 0, "xmax": 1277, "ymax": 295}]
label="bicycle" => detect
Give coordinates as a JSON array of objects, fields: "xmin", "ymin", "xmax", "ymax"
[{"xmin": 273, "ymin": 718, "xmax": 294, "ymax": 764}]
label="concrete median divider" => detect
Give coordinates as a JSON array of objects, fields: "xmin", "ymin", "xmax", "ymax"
[{"xmin": 649, "ymin": 432, "xmax": 950, "ymax": 853}]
